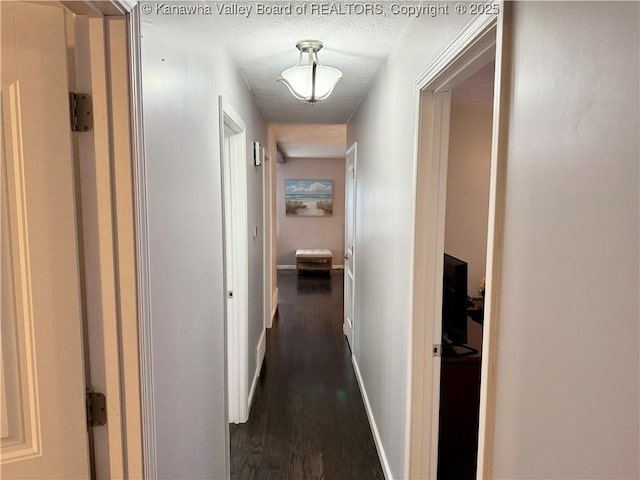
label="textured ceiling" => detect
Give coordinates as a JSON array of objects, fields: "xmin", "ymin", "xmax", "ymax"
[
  {"xmin": 271, "ymin": 124, "xmax": 346, "ymax": 158},
  {"xmin": 451, "ymin": 61, "xmax": 495, "ymax": 104},
  {"xmin": 214, "ymin": 8, "xmax": 491, "ymax": 157},
  {"xmin": 214, "ymin": 3, "xmax": 411, "ymax": 124}
]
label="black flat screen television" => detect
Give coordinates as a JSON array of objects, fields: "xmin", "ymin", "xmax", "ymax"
[{"xmin": 442, "ymin": 253, "xmax": 468, "ymax": 347}]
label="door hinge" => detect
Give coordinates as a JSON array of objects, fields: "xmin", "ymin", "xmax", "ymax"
[
  {"xmin": 86, "ymin": 389, "xmax": 107, "ymax": 427},
  {"xmin": 69, "ymin": 92, "xmax": 93, "ymax": 132},
  {"xmin": 432, "ymin": 344, "xmax": 442, "ymax": 357}
]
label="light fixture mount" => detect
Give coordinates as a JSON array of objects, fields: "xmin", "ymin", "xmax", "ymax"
[
  {"xmin": 296, "ymin": 39, "xmax": 323, "ymax": 53},
  {"xmin": 278, "ymin": 39, "xmax": 342, "ymax": 104}
]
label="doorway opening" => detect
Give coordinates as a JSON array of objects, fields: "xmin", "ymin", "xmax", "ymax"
[
  {"xmin": 437, "ymin": 60, "xmax": 495, "ymax": 479},
  {"xmin": 408, "ymin": 14, "xmax": 505, "ymax": 479}
]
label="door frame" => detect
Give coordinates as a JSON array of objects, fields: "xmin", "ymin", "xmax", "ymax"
[
  {"xmin": 60, "ymin": 1, "xmax": 144, "ymax": 479},
  {"xmin": 219, "ymin": 97, "xmax": 250, "ymax": 425},
  {"xmin": 406, "ymin": 10, "xmax": 506, "ymax": 479},
  {"xmin": 126, "ymin": 3, "xmax": 163, "ymax": 478},
  {"xmin": 263, "ymin": 151, "xmax": 273, "ymax": 329}
]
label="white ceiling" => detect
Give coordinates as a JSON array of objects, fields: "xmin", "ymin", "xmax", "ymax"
[
  {"xmin": 215, "ymin": 11, "xmax": 492, "ymax": 158},
  {"xmin": 270, "ymin": 124, "xmax": 346, "ymax": 158},
  {"xmin": 214, "ymin": 5, "xmax": 411, "ymax": 124},
  {"xmin": 266, "ymin": 61, "xmax": 496, "ymax": 159}
]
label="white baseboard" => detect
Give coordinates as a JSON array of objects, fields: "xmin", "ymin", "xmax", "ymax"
[
  {"xmin": 248, "ymin": 330, "xmax": 266, "ymax": 410},
  {"xmin": 268, "ymin": 287, "xmax": 278, "ymax": 328},
  {"xmin": 352, "ymin": 355, "xmax": 393, "ymax": 480}
]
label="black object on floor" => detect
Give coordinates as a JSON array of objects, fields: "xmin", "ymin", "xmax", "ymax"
[
  {"xmin": 229, "ymin": 271, "xmax": 384, "ymax": 480},
  {"xmin": 437, "ymin": 355, "xmax": 482, "ymax": 480}
]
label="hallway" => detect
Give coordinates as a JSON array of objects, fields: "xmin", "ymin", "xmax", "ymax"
[{"xmin": 230, "ymin": 271, "xmax": 384, "ymax": 479}]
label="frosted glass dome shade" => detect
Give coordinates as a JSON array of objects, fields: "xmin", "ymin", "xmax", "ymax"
[
  {"xmin": 280, "ymin": 65, "xmax": 342, "ymax": 102},
  {"xmin": 278, "ymin": 40, "xmax": 342, "ymax": 103}
]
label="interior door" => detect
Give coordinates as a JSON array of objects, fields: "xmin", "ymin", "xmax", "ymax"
[
  {"xmin": 343, "ymin": 144, "xmax": 357, "ymax": 352},
  {"xmin": 223, "ymin": 130, "xmax": 238, "ymax": 423},
  {"xmin": 1, "ymin": 2, "xmax": 90, "ymax": 477}
]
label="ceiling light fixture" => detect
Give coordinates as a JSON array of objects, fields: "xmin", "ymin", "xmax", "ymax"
[{"xmin": 278, "ymin": 40, "xmax": 342, "ymax": 104}]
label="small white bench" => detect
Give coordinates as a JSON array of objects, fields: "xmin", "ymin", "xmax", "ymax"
[{"xmin": 295, "ymin": 249, "xmax": 333, "ymax": 276}]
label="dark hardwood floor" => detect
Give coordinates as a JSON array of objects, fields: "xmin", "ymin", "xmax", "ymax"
[{"xmin": 230, "ymin": 271, "xmax": 384, "ymax": 480}]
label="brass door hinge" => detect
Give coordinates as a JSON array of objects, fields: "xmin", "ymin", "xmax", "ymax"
[
  {"xmin": 69, "ymin": 92, "xmax": 93, "ymax": 132},
  {"xmin": 86, "ymin": 389, "xmax": 107, "ymax": 427}
]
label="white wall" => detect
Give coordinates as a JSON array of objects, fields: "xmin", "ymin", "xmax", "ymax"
[
  {"xmin": 348, "ymin": 2, "xmax": 639, "ymax": 478},
  {"xmin": 276, "ymin": 158, "xmax": 346, "ymax": 266},
  {"xmin": 444, "ymin": 103, "xmax": 493, "ymax": 297},
  {"xmin": 139, "ymin": 7, "xmax": 266, "ymax": 478},
  {"xmin": 490, "ymin": 3, "xmax": 639, "ymax": 478},
  {"xmin": 346, "ymin": 12, "xmax": 472, "ymax": 478}
]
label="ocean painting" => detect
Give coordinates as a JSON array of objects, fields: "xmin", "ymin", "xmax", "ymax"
[{"xmin": 285, "ymin": 179, "xmax": 333, "ymax": 216}]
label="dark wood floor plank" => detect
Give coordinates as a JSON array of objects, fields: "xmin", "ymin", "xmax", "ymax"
[{"xmin": 230, "ymin": 271, "xmax": 384, "ymax": 480}]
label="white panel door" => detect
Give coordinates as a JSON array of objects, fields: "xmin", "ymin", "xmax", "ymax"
[
  {"xmin": 1, "ymin": 2, "xmax": 90, "ymax": 478},
  {"xmin": 343, "ymin": 144, "xmax": 357, "ymax": 351},
  {"xmin": 223, "ymin": 132, "xmax": 238, "ymax": 423}
]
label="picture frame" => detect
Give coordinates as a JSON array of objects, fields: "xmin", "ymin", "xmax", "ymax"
[{"xmin": 285, "ymin": 179, "xmax": 333, "ymax": 216}]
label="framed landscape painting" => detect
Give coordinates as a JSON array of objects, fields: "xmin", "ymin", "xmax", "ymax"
[{"xmin": 285, "ymin": 179, "xmax": 333, "ymax": 216}]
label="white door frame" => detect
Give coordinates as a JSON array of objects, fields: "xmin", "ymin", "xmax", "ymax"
[
  {"xmin": 66, "ymin": 9, "xmax": 138, "ymax": 479},
  {"xmin": 77, "ymin": 3, "xmax": 145, "ymax": 479},
  {"xmin": 219, "ymin": 97, "xmax": 250, "ymax": 424},
  {"xmin": 126, "ymin": 4, "xmax": 163, "ymax": 478},
  {"xmin": 406, "ymin": 10, "xmax": 505, "ymax": 479},
  {"xmin": 263, "ymin": 151, "xmax": 273, "ymax": 329},
  {"xmin": 61, "ymin": 2, "xmax": 144, "ymax": 479}
]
